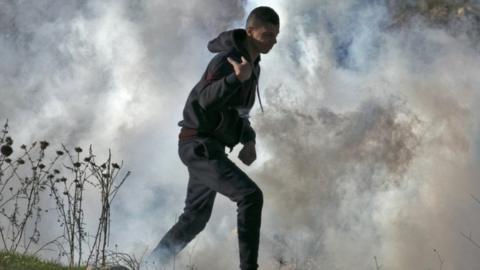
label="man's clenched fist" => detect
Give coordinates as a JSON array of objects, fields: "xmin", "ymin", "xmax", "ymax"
[{"xmin": 238, "ymin": 141, "xmax": 256, "ymax": 166}]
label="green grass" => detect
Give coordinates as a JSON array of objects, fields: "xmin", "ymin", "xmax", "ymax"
[{"xmin": 0, "ymin": 251, "xmax": 86, "ymax": 270}]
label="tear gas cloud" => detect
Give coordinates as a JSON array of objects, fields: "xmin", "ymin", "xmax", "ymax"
[{"xmin": 1, "ymin": 0, "xmax": 480, "ymax": 269}]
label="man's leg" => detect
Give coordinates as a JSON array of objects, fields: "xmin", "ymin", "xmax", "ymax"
[
  {"xmin": 183, "ymin": 139, "xmax": 263, "ymax": 270},
  {"xmin": 151, "ymin": 138, "xmax": 263, "ymax": 270},
  {"xmin": 150, "ymin": 177, "xmax": 216, "ymax": 265},
  {"xmin": 149, "ymin": 140, "xmax": 217, "ymax": 267},
  {"xmin": 203, "ymin": 156, "xmax": 263, "ymax": 270}
]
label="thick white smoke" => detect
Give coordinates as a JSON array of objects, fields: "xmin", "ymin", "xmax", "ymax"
[
  {"xmin": 245, "ymin": 1, "xmax": 480, "ymax": 270},
  {"xmin": 1, "ymin": 0, "xmax": 480, "ymax": 269}
]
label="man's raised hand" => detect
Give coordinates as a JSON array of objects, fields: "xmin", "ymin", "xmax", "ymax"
[{"xmin": 227, "ymin": 56, "xmax": 252, "ymax": 82}]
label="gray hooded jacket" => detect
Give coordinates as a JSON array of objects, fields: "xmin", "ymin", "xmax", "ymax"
[{"xmin": 178, "ymin": 28, "xmax": 262, "ymax": 148}]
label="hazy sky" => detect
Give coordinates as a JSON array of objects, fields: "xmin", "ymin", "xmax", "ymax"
[{"xmin": 1, "ymin": 0, "xmax": 480, "ymax": 269}]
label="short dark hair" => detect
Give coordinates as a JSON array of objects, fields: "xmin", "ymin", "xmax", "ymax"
[{"xmin": 246, "ymin": 6, "xmax": 280, "ymax": 28}]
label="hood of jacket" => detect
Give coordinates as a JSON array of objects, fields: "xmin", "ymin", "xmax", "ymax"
[{"xmin": 207, "ymin": 28, "xmax": 261, "ymax": 65}]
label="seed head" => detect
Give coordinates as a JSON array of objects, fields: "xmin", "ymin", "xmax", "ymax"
[
  {"xmin": 1, "ymin": 145, "xmax": 13, "ymax": 157},
  {"xmin": 40, "ymin": 141, "xmax": 49, "ymax": 150},
  {"xmin": 5, "ymin": 137, "xmax": 13, "ymax": 146}
]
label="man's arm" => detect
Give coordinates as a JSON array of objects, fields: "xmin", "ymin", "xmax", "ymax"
[
  {"xmin": 238, "ymin": 117, "xmax": 257, "ymax": 166},
  {"xmin": 240, "ymin": 118, "xmax": 256, "ymax": 144},
  {"xmin": 197, "ymin": 54, "xmax": 253, "ymax": 111},
  {"xmin": 197, "ymin": 55, "xmax": 243, "ymax": 111}
]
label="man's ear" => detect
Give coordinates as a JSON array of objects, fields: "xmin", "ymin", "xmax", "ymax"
[{"xmin": 245, "ymin": 26, "xmax": 254, "ymax": 37}]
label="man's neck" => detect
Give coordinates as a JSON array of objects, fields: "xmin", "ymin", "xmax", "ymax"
[{"xmin": 243, "ymin": 37, "xmax": 259, "ymax": 63}]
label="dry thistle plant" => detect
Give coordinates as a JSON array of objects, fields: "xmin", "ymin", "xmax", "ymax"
[
  {"xmin": 102, "ymin": 244, "xmax": 145, "ymax": 270},
  {"xmin": 0, "ymin": 120, "xmax": 131, "ymax": 268},
  {"xmin": 0, "ymin": 120, "xmax": 59, "ymax": 255},
  {"xmin": 84, "ymin": 145, "xmax": 130, "ymax": 268}
]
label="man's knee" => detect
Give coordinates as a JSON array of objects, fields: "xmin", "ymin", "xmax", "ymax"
[
  {"xmin": 179, "ymin": 207, "xmax": 213, "ymax": 232},
  {"xmin": 238, "ymin": 187, "xmax": 263, "ymax": 209},
  {"xmin": 251, "ymin": 188, "xmax": 263, "ymax": 206}
]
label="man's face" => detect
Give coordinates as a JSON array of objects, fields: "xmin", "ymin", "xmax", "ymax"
[{"xmin": 247, "ymin": 23, "xmax": 280, "ymax": 54}]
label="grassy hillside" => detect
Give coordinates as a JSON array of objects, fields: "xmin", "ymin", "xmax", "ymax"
[{"xmin": 0, "ymin": 251, "xmax": 85, "ymax": 270}]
